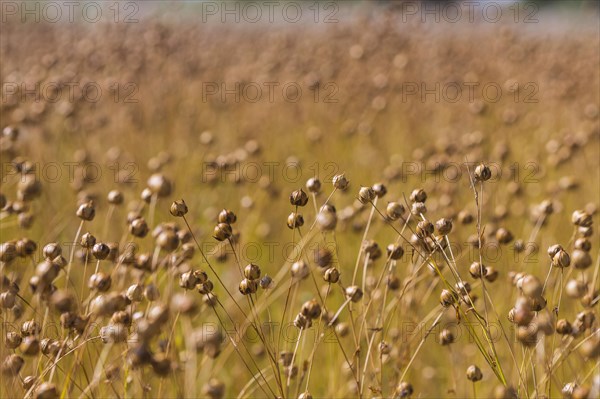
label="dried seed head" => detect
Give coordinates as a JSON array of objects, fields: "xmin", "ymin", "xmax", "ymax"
[
  {"xmin": 396, "ymin": 381, "xmax": 413, "ymax": 398},
  {"xmin": 239, "ymin": 278, "xmax": 258, "ymax": 295},
  {"xmin": 129, "ymin": 217, "xmax": 149, "ymax": 238},
  {"xmin": 386, "ymin": 243, "xmax": 404, "ymax": 260},
  {"xmin": 332, "ymin": 174, "xmax": 349, "ymax": 190},
  {"xmin": 144, "ymin": 284, "xmax": 160, "ymax": 301},
  {"xmin": 440, "ymin": 289, "xmax": 456, "ymax": 307},
  {"xmin": 578, "ymin": 225, "xmax": 593, "ymax": 237},
  {"xmin": 552, "ymin": 249, "xmax": 571, "ymax": 268},
  {"xmin": 345, "ymin": 285, "xmax": 363, "ymax": 302},
  {"xmin": 574, "ymin": 238, "xmax": 591, "ymax": 252},
  {"xmin": 291, "ymin": 261, "xmax": 310, "ymax": 280},
  {"xmin": 439, "ymin": 329, "xmax": 455, "ymax": 345},
  {"xmin": 5, "ymin": 331, "xmax": 22, "ymax": 349},
  {"xmin": 466, "ymin": 364, "xmax": 483, "ymax": 382},
  {"xmin": 107, "ymin": 190, "xmax": 124, "ymax": 205},
  {"xmin": 50, "ymin": 290, "xmax": 75, "ymax": 312},
  {"xmin": 156, "ymin": 230, "xmax": 179, "ymax": 251},
  {"xmin": 16, "ymin": 238, "xmax": 37, "ymax": 257},
  {"xmin": 287, "ymin": 212, "xmax": 304, "ymax": 229},
  {"xmin": 301, "ymin": 299, "xmax": 321, "ymax": 319},
  {"xmin": 217, "ymin": 209, "xmax": 237, "ymax": 224},
  {"xmin": 0, "ymin": 291, "xmax": 15, "ymax": 309},
  {"xmin": 76, "ymin": 201, "xmax": 95, "ymax": 221},
  {"xmin": 565, "ymin": 279, "xmax": 587, "ymax": 298},
  {"xmin": 372, "ymin": 183, "xmax": 387, "ymax": 198},
  {"xmin": 323, "ymin": 267, "xmax": 340, "ymax": 283},
  {"xmin": 485, "ymin": 267, "xmax": 498, "ymax": 282},
  {"xmin": 547, "ymin": 244, "xmax": 563, "ymax": 259},
  {"xmin": 358, "ymin": 186, "xmax": 375, "ymax": 204},
  {"xmin": 410, "ymin": 188, "xmax": 427, "ymax": 203},
  {"xmin": 17, "ymin": 175, "xmax": 42, "ymax": 201},
  {"xmin": 43, "ymin": 243, "xmax": 61, "ymax": 260},
  {"xmin": 202, "ymin": 378, "xmax": 225, "ymax": 399},
  {"xmin": 556, "ymin": 319, "xmax": 573, "ymax": 335},
  {"xmin": 520, "ymin": 274, "xmax": 542, "ymax": 298},
  {"xmin": 572, "ymin": 249, "xmax": 592, "ymax": 269},
  {"xmin": 306, "ymin": 177, "xmax": 321, "ymax": 193},
  {"xmin": 147, "ymin": 173, "xmax": 173, "ymax": 197},
  {"xmin": 386, "ymin": 202, "xmax": 405, "ymax": 221},
  {"xmin": 198, "ymin": 280, "xmax": 214, "ymax": 295},
  {"xmin": 89, "ymin": 272, "xmax": 112, "ymax": 292},
  {"xmin": 213, "ymin": 223, "xmax": 232, "ymax": 241},
  {"xmin": 458, "ymin": 210, "xmax": 474, "ymax": 224},
  {"xmin": 92, "ymin": 243, "xmax": 110, "ymax": 260},
  {"xmin": 2, "ymin": 354, "xmax": 24, "ymax": 375},
  {"xmin": 80, "ymin": 232, "xmax": 96, "ymax": 249},
  {"xmin": 20, "ymin": 336, "xmax": 40, "ymax": 355},
  {"xmin": 455, "ymin": 281, "xmax": 471, "ymax": 295},
  {"xmin": 435, "ymin": 218, "xmax": 453, "ymax": 235},
  {"xmin": 244, "ymin": 263, "xmax": 261, "ymax": 280},
  {"xmin": 495, "ymin": 227, "xmax": 513, "ymax": 244},
  {"xmin": 335, "ymin": 322, "xmax": 349, "ymax": 336},
  {"xmin": 259, "ymin": 275, "xmax": 273, "ymax": 289},
  {"xmin": 416, "ymin": 220, "xmax": 434, "ymax": 238},
  {"xmin": 170, "ymin": 199, "xmax": 188, "ymax": 217},
  {"xmin": 293, "ymin": 313, "xmax": 312, "ymax": 329},
  {"xmin": 290, "ymin": 189, "xmax": 309, "ymax": 207},
  {"xmin": 316, "ymin": 210, "xmax": 337, "ymax": 231},
  {"xmin": 474, "ymin": 163, "xmax": 491, "ymax": 182},
  {"xmin": 572, "ymin": 210, "xmax": 592, "ymax": 227},
  {"xmin": 363, "ymin": 240, "xmax": 382, "ymax": 260},
  {"xmin": 411, "ymin": 202, "xmax": 427, "ymax": 215}
]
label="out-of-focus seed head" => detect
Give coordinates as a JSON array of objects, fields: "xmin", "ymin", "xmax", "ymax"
[
  {"xmin": 469, "ymin": 262, "xmax": 487, "ymax": 279},
  {"xmin": 485, "ymin": 267, "xmax": 498, "ymax": 282},
  {"xmin": 316, "ymin": 209, "xmax": 337, "ymax": 231},
  {"xmin": 213, "ymin": 223, "xmax": 232, "ymax": 241},
  {"xmin": 358, "ymin": 186, "xmax": 375, "ymax": 204},
  {"xmin": 386, "ymin": 243, "xmax": 404, "ymax": 260},
  {"xmin": 287, "ymin": 212, "xmax": 304, "ymax": 229},
  {"xmin": 291, "ymin": 260, "xmax": 310, "ymax": 280},
  {"xmin": 293, "ymin": 313, "xmax": 312, "ymax": 329},
  {"xmin": 170, "ymin": 199, "xmax": 188, "ymax": 217},
  {"xmin": 259, "ymin": 275, "xmax": 273, "ymax": 289},
  {"xmin": 411, "ymin": 201, "xmax": 427, "ymax": 215},
  {"xmin": 474, "ymin": 163, "xmax": 491, "ymax": 182},
  {"xmin": 5, "ymin": 331, "xmax": 22, "ymax": 349},
  {"xmin": 156, "ymin": 230, "xmax": 179, "ymax": 251},
  {"xmin": 129, "ymin": 217, "xmax": 149, "ymax": 238},
  {"xmin": 458, "ymin": 210, "xmax": 474, "ymax": 225},
  {"xmin": 332, "ymin": 174, "xmax": 349, "ymax": 190},
  {"xmin": 76, "ymin": 201, "xmax": 95, "ymax": 221},
  {"xmin": 386, "ymin": 202, "xmax": 405, "ymax": 221},
  {"xmin": 89, "ymin": 272, "xmax": 112, "ymax": 292},
  {"xmin": 16, "ymin": 238, "xmax": 37, "ymax": 257},
  {"xmin": 107, "ymin": 190, "xmax": 124, "ymax": 205},
  {"xmin": 466, "ymin": 364, "xmax": 483, "ymax": 382},
  {"xmin": 416, "ymin": 220, "xmax": 434, "ymax": 238},
  {"xmin": 410, "ymin": 188, "xmax": 427, "ymax": 203},
  {"xmin": 396, "ymin": 381, "xmax": 413, "ymax": 398},
  {"xmin": 301, "ymin": 299, "xmax": 321, "ymax": 319},
  {"xmin": 20, "ymin": 335, "xmax": 40, "ymax": 355},
  {"xmin": 565, "ymin": 279, "xmax": 587, "ymax": 298},
  {"xmin": 572, "ymin": 210, "xmax": 592, "ymax": 227},
  {"xmin": 435, "ymin": 218, "xmax": 453, "ymax": 235},
  {"xmin": 323, "ymin": 267, "xmax": 340, "ymax": 284},
  {"xmin": 440, "ymin": 289, "xmax": 456, "ymax": 307},
  {"xmin": 495, "ymin": 227, "xmax": 513, "ymax": 244},
  {"xmin": 290, "ymin": 189, "xmax": 309, "ymax": 207},
  {"xmin": 144, "ymin": 284, "xmax": 160, "ymax": 301},
  {"xmin": 306, "ymin": 177, "xmax": 321, "ymax": 194},
  {"xmin": 574, "ymin": 238, "xmax": 591, "ymax": 252},
  {"xmin": 314, "ymin": 247, "xmax": 333, "ymax": 268},
  {"xmin": 439, "ymin": 329, "xmax": 455, "ymax": 345},
  {"xmin": 147, "ymin": 173, "xmax": 172, "ymax": 197},
  {"xmin": 198, "ymin": 280, "xmax": 214, "ymax": 295},
  {"xmin": 387, "ymin": 275, "xmax": 401, "ymax": 290},
  {"xmin": 572, "ymin": 249, "xmax": 592, "ymax": 269},
  {"xmin": 345, "ymin": 285, "xmax": 363, "ymax": 302},
  {"xmin": 372, "ymin": 183, "xmax": 387, "ymax": 198},
  {"xmin": 43, "ymin": 243, "xmax": 61, "ymax": 260},
  {"xmin": 556, "ymin": 319, "xmax": 573, "ymax": 335},
  {"xmin": 520, "ymin": 274, "xmax": 542, "ymax": 298}
]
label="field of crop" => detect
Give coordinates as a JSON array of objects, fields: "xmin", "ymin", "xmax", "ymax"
[{"xmin": 0, "ymin": 1, "xmax": 599, "ymax": 398}]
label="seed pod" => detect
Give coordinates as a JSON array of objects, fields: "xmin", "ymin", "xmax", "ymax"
[
  {"xmin": 469, "ymin": 262, "xmax": 487, "ymax": 279},
  {"xmin": 474, "ymin": 163, "xmax": 491, "ymax": 182},
  {"xmin": 574, "ymin": 238, "xmax": 591, "ymax": 252},
  {"xmin": 572, "ymin": 210, "xmax": 592, "ymax": 227},
  {"xmin": 496, "ymin": 228, "xmax": 513, "ymax": 244},
  {"xmin": 520, "ymin": 274, "xmax": 542, "ymax": 298},
  {"xmin": 316, "ymin": 210, "xmax": 337, "ymax": 231},
  {"xmin": 345, "ymin": 285, "xmax": 363, "ymax": 302},
  {"xmin": 0, "ymin": 291, "xmax": 15, "ymax": 308},
  {"xmin": 440, "ymin": 289, "xmax": 456, "ymax": 307},
  {"xmin": 43, "ymin": 243, "xmax": 62, "ymax": 260},
  {"xmin": 552, "ymin": 249, "xmax": 571, "ymax": 268},
  {"xmin": 5, "ymin": 331, "xmax": 22, "ymax": 349},
  {"xmin": 239, "ymin": 278, "xmax": 258, "ymax": 295},
  {"xmin": 291, "ymin": 261, "xmax": 309, "ymax": 279},
  {"xmin": 572, "ymin": 249, "xmax": 592, "ymax": 269},
  {"xmin": 147, "ymin": 173, "xmax": 172, "ymax": 197},
  {"xmin": 287, "ymin": 212, "xmax": 304, "ymax": 229},
  {"xmin": 244, "ymin": 263, "xmax": 261, "ymax": 280},
  {"xmin": 435, "ymin": 218, "xmax": 453, "ymax": 235},
  {"xmin": 89, "ymin": 272, "xmax": 112, "ymax": 292},
  {"xmin": 332, "ymin": 174, "xmax": 349, "ymax": 190},
  {"xmin": 50, "ymin": 290, "xmax": 75, "ymax": 312},
  {"xmin": 92, "ymin": 243, "xmax": 110, "ymax": 260},
  {"xmin": 313, "ymin": 248, "xmax": 333, "ymax": 268},
  {"xmin": 1, "ymin": 354, "xmax": 24, "ymax": 375},
  {"xmin": 335, "ymin": 322, "xmax": 349, "ymax": 336},
  {"xmin": 493, "ymin": 385, "xmax": 518, "ymax": 399},
  {"xmin": 259, "ymin": 275, "xmax": 273, "ymax": 289},
  {"xmin": 76, "ymin": 202, "xmax": 95, "ymax": 221},
  {"xmin": 466, "ymin": 364, "xmax": 483, "ymax": 382},
  {"xmin": 411, "ymin": 202, "xmax": 427, "ymax": 215},
  {"xmin": 289, "ymin": 189, "xmax": 309, "ymax": 207},
  {"xmin": 111, "ymin": 311, "xmax": 132, "ymax": 326},
  {"xmin": 213, "ymin": 223, "xmax": 232, "ymax": 241},
  {"xmin": 578, "ymin": 226, "xmax": 593, "ymax": 237},
  {"xmin": 485, "ymin": 267, "xmax": 498, "ymax": 282},
  {"xmin": 16, "ymin": 238, "xmax": 37, "ymax": 257},
  {"xmin": 416, "ymin": 220, "xmax": 434, "ymax": 238},
  {"xmin": 556, "ymin": 319, "xmax": 572, "ymax": 335},
  {"xmin": 306, "ymin": 177, "xmax": 321, "ymax": 194},
  {"xmin": 372, "ymin": 183, "xmax": 387, "ymax": 198},
  {"xmin": 0, "ymin": 242, "xmax": 17, "ymax": 263},
  {"xmin": 455, "ymin": 281, "xmax": 471, "ymax": 295},
  {"xmin": 129, "ymin": 217, "xmax": 149, "ymax": 238},
  {"xmin": 40, "ymin": 338, "xmax": 60, "ymax": 357},
  {"xmin": 409, "ymin": 188, "xmax": 427, "ymax": 203},
  {"xmin": 530, "ymin": 295, "xmax": 547, "ymax": 311},
  {"xmin": 107, "ymin": 190, "xmax": 124, "ymax": 205},
  {"xmin": 386, "ymin": 243, "xmax": 404, "ymax": 260},
  {"xmin": 386, "ymin": 202, "xmax": 405, "ymax": 221},
  {"xmin": 439, "ymin": 329, "xmax": 455, "ymax": 345},
  {"xmin": 301, "ymin": 299, "xmax": 321, "ymax": 320},
  {"xmin": 202, "ymin": 378, "xmax": 225, "ymax": 399},
  {"xmin": 17, "ymin": 175, "xmax": 42, "ymax": 201},
  {"xmin": 280, "ymin": 351, "xmax": 293, "ymax": 366},
  {"xmin": 387, "ymin": 275, "xmax": 401, "ymax": 290},
  {"xmin": 565, "ymin": 279, "xmax": 587, "ymax": 298},
  {"xmin": 79, "ymin": 232, "xmax": 95, "ymax": 249},
  {"xmin": 293, "ymin": 313, "xmax": 312, "ymax": 329},
  {"xmin": 156, "ymin": 230, "xmax": 179, "ymax": 251},
  {"xmin": 323, "ymin": 267, "xmax": 340, "ymax": 283},
  {"xmin": 358, "ymin": 186, "xmax": 375, "ymax": 204},
  {"xmin": 144, "ymin": 284, "xmax": 160, "ymax": 301},
  {"xmin": 170, "ymin": 199, "xmax": 188, "ymax": 217},
  {"xmin": 363, "ymin": 240, "xmax": 382, "ymax": 260},
  {"xmin": 126, "ymin": 284, "xmax": 144, "ymax": 302},
  {"xmin": 36, "ymin": 260, "xmax": 59, "ymax": 285},
  {"xmin": 396, "ymin": 381, "xmax": 413, "ymax": 398},
  {"xmin": 20, "ymin": 336, "xmax": 40, "ymax": 355}
]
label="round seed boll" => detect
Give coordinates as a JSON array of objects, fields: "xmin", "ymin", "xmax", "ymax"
[
  {"xmin": 218, "ymin": 209, "xmax": 237, "ymax": 224},
  {"xmin": 435, "ymin": 218, "xmax": 453, "ymax": 235},
  {"xmin": 147, "ymin": 174, "xmax": 172, "ymax": 197},
  {"xmin": 287, "ymin": 212, "xmax": 304, "ymax": 229},
  {"xmin": 416, "ymin": 220, "xmax": 434, "ymax": 238},
  {"xmin": 565, "ymin": 279, "xmax": 587, "ymax": 298},
  {"xmin": 485, "ymin": 267, "xmax": 498, "ymax": 282},
  {"xmin": 5, "ymin": 331, "xmax": 22, "ymax": 349},
  {"xmin": 306, "ymin": 177, "xmax": 321, "ymax": 193},
  {"xmin": 440, "ymin": 289, "xmax": 456, "ymax": 307},
  {"xmin": 291, "ymin": 260, "xmax": 310, "ymax": 280},
  {"xmin": 314, "ymin": 248, "xmax": 333, "ymax": 268},
  {"xmin": 290, "ymin": 189, "xmax": 309, "ymax": 207},
  {"xmin": 372, "ymin": 183, "xmax": 387, "ymax": 198},
  {"xmin": 43, "ymin": 243, "xmax": 61, "ymax": 260},
  {"xmin": 293, "ymin": 313, "xmax": 312, "ymax": 329},
  {"xmin": 92, "ymin": 243, "xmax": 110, "ymax": 260},
  {"xmin": 129, "ymin": 218, "xmax": 149, "ymax": 238},
  {"xmin": 107, "ymin": 190, "xmax": 124, "ymax": 205},
  {"xmin": 16, "ymin": 238, "xmax": 37, "ymax": 257},
  {"xmin": 301, "ymin": 299, "xmax": 321, "ymax": 319},
  {"xmin": 496, "ymin": 227, "xmax": 514, "ymax": 244},
  {"xmin": 411, "ymin": 202, "xmax": 427, "ymax": 215},
  {"xmin": 156, "ymin": 230, "xmax": 179, "ymax": 251},
  {"xmin": 572, "ymin": 210, "xmax": 592, "ymax": 227},
  {"xmin": 386, "ymin": 243, "xmax": 404, "ymax": 260},
  {"xmin": 520, "ymin": 274, "xmax": 542, "ymax": 298},
  {"xmin": 213, "ymin": 223, "xmax": 232, "ymax": 241},
  {"xmin": 323, "ymin": 267, "xmax": 340, "ymax": 283},
  {"xmin": 572, "ymin": 249, "xmax": 592, "ymax": 269},
  {"xmin": 469, "ymin": 262, "xmax": 487, "ymax": 279},
  {"xmin": 410, "ymin": 188, "xmax": 427, "ymax": 203},
  {"xmin": 345, "ymin": 285, "xmax": 363, "ymax": 302},
  {"xmin": 244, "ymin": 263, "xmax": 261, "ymax": 280},
  {"xmin": 332, "ymin": 174, "xmax": 349, "ymax": 190},
  {"xmin": 76, "ymin": 202, "xmax": 95, "ymax": 221},
  {"xmin": 386, "ymin": 202, "xmax": 405, "ymax": 221},
  {"xmin": 80, "ymin": 232, "xmax": 96, "ymax": 249},
  {"xmin": 358, "ymin": 186, "xmax": 375, "ymax": 204},
  {"xmin": 457, "ymin": 210, "xmax": 474, "ymax": 224},
  {"xmin": 144, "ymin": 284, "xmax": 160, "ymax": 301},
  {"xmin": 574, "ymin": 238, "xmax": 591, "ymax": 252},
  {"xmin": 239, "ymin": 278, "xmax": 258, "ymax": 295},
  {"xmin": 439, "ymin": 329, "xmax": 455, "ymax": 345},
  {"xmin": 316, "ymin": 210, "xmax": 337, "ymax": 231},
  {"xmin": 198, "ymin": 280, "xmax": 214, "ymax": 295},
  {"xmin": 466, "ymin": 365, "xmax": 483, "ymax": 382},
  {"xmin": 474, "ymin": 163, "xmax": 491, "ymax": 181},
  {"xmin": 396, "ymin": 381, "xmax": 413, "ymax": 398},
  {"xmin": 552, "ymin": 249, "xmax": 571, "ymax": 268},
  {"xmin": 556, "ymin": 319, "xmax": 572, "ymax": 335},
  {"xmin": 170, "ymin": 199, "xmax": 188, "ymax": 217},
  {"xmin": 259, "ymin": 275, "xmax": 273, "ymax": 289},
  {"xmin": 2, "ymin": 354, "xmax": 24, "ymax": 375},
  {"xmin": 89, "ymin": 272, "xmax": 112, "ymax": 292},
  {"xmin": 20, "ymin": 336, "xmax": 40, "ymax": 355}
]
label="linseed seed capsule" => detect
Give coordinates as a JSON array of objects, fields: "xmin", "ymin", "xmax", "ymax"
[
  {"xmin": 410, "ymin": 188, "xmax": 427, "ymax": 203},
  {"xmin": 379, "ymin": 340, "xmax": 391, "ymax": 355},
  {"xmin": 386, "ymin": 202, "xmax": 405, "ymax": 221},
  {"xmin": 147, "ymin": 174, "xmax": 172, "ymax": 198},
  {"xmin": 140, "ymin": 188, "xmax": 153, "ymax": 203},
  {"xmin": 565, "ymin": 279, "xmax": 587, "ymax": 298},
  {"xmin": 129, "ymin": 217, "xmax": 149, "ymax": 238},
  {"xmin": 548, "ymin": 244, "xmax": 563, "ymax": 259},
  {"xmin": 127, "ymin": 284, "xmax": 144, "ymax": 302},
  {"xmin": 198, "ymin": 280, "xmax": 214, "ymax": 295},
  {"xmin": 411, "ymin": 202, "xmax": 427, "ymax": 215},
  {"xmin": 440, "ymin": 289, "xmax": 455, "ymax": 307},
  {"xmin": 474, "ymin": 163, "xmax": 491, "ymax": 182},
  {"xmin": 213, "ymin": 223, "xmax": 232, "ymax": 241},
  {"xmin": 301, "ymin": 299, "xmax": 321, "ymax": 319},
  {"xmin": 218, "ymin": 209, "xmax": 237, "ymax": 224},
  {"xmin": 294, "ymin": 313, "xmax": 311, "ymax": 329},
  {"xmin": 239, "ymin": 278, "xmax": 258, "ymax": 295},
  {"xmin": 332, "ymin": 174, "xmax": 349, "ymax": 190},
  {"xmin": 485, "ymin": 267, "xmax": 498, "ymax": 282},
  {"xmin": 22, "ymin": 375, "xmax": 36, "ymax": 390},
  {"xmin": 372, "ymin": 183, "xmax": 387, "ymax": 198},
  {"xmin": 345, "ymin": 285, "xmax": 363, "ymax": 302},
  {"xmin": 578, "ymin": 226, "xmax": 593, "ymax": 237},
  {"xmin": 156, "ymin": 230, "xmax": 179, "ymax": 251},
  {"xmin": 2, "ymin": 354, "xmax": 24, "ymax": 375},
  {"xmin": 387, "ymin": 243, "xmax": 404, "ymax": 260},
  {"xmin": 314, "ymin": 248, "xmax": 333, "ymax": 268},
  {"xmin": 439, "ymin": 329, "xmax": 455, "ymax": 345},
  {"xmin": 493, "ymin": 385, "xmax": 518, "ymax": 399},
  {"xmin": 291, "ymin": 260, "xmax": 309, "ymax": 279},
  {"xmin": 521, "ymin": 274, "xmax": 542, "ymax": 298},
  {"xmin": 552, "ymin": 249, "xmax": 571, "ymax": 268},
  {"xmin": 144, "ymin": 284, "xmax": 160, "ymax": 301},
  {"xmin": 287, "ymin": 212, "xmax": 304, "ymax": 229},
  {"xmin": 244, "ymin": 263, "xmax": 261, "ymax": 280},
  {"xmin": 80, "ymin": 232, "xmax": 96, "ymax": 249},
  {"xmin": 572, "ymin": 249, "xmax": 592, "ymax": 269},
  {"xmin": 5, "ymin": 331, "xmax": 22, "ymax": 349},
  {"xmin": 496, "ymin": 228, "xmax": 513, "ymax": 244},
  {"xmin": 76, "ymin": 201, "xmax": 95, "ymax": 221},
  {"xmin": 290, "ymin": 189, "xmax": 309, "ymax": 207},
  {"xmin": 89, "ymin": 272, "xmax": 111, "ymax": 292},
  {"xmin": 16, "ymin": 238, "xmax": 36, "ymax": 257},
  {"xmin": 170, "ymin": 199, "xmax": 188, "ymax": 217},
  {"xmin": 259, "ymin": 275, "xmax": 273, "ymax": 289},
  {"xmin": 316, "ymin": 210, "xmax": 337, "ymax": 231},
  {"xmin": 323, "ymin": 267, "xmax": 340, "ymax": 283},
  {"xmin": 306, "ymin": 177, "xmax": 321, "ymax": 194},
  {"xmin": 572, "ymin": 210, "xmax": 592, "ymax": 227},
  {"xmin": 20, "ymin": 336, "xmax": 40, "ymax": 355},
  {"xmin": 43, "ymin": 243, "xmax": 61, "ymax": 260},
  {"xmin": 416, "ymin": 220, "xmax": 434, "ymax": 238},
  {"xmin": 574, "ymin": 238, "xmax": 591, "ymax": 252},
  {"xmin": 457, "ymin": 210, "xmax": 474, "ymax": 224},
  {"xmin": 396, "ymin": 381, "xmax": 413, "ymax": 398},
  {"xmin": 469, "ymin": 262, "xmax": 487, "ymax": 279},
  {"xmin": 107, "ymin": 190, "xmax": 124, "ymax": 205},
  {"xmin": 556, "ymin": 319, "xmax": 572, "ymax": 335},
  {"xmin": 466, "ymin": 364, "xmax": 482, "ymax": 382},
  {"xmin": 435, "ymin": 218, "xmax": 453, "ymax": 235},
  {"xmin": 92, "ymin": 243, "xmax": 110, "ymax": 260},
  {"xmin": 358, "ymin": 186, "xmax": 375, "ymax": 204},
  {"xmin": 539, "ymin": 200, "xmax": 554, "ymax": 215},
  {"xmin": 202, "ymin": 378, "xmax": 225, "ymax": 399},
  {"xmin": 0, "ymin": 242, "xmax": 17, "ymax": 263}
]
